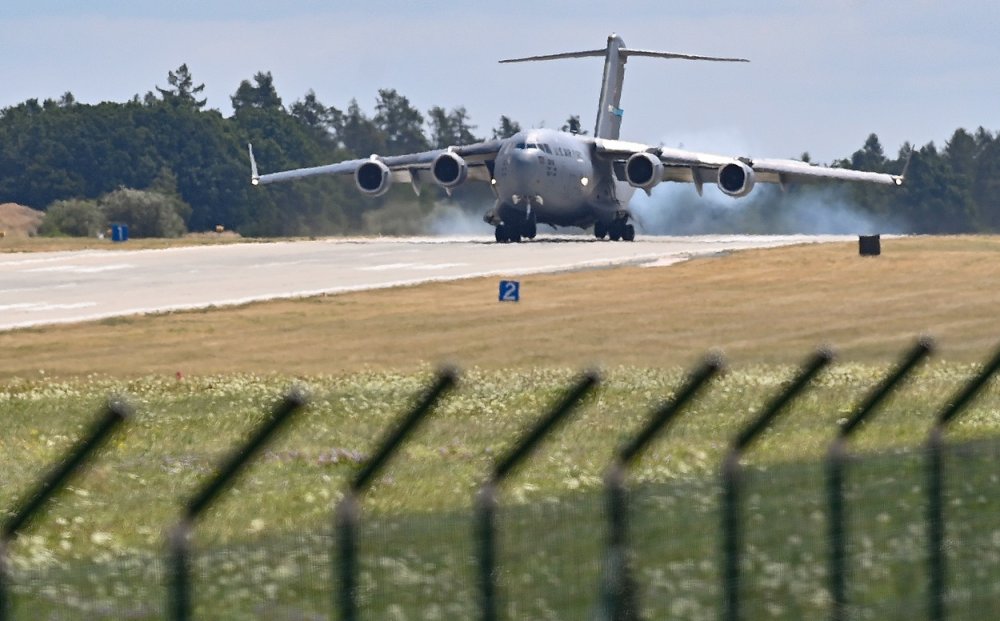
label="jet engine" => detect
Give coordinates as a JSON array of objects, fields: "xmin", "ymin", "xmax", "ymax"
[
  {"xmin": 624, "ymin": 152, "xmax": 663, "ymax": 193},
  {"xmin": 717, "ymin": 161, "xmax": 755, "ymax": 197},
  {"xmin": 431, "ymin": 152, "xmax": 468, "ymax": 188},
  {"xmin": 355, "ymin": 159, "xmax": 392, "ymax": 196}
]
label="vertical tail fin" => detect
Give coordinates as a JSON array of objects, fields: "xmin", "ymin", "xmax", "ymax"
[
  {"xmin": 499, "ymin": 34, "xmax": 749, "ymax": 140},
  {"xmin": 594, "ymin": 34, "xmax": 628, "ymax": 140}
]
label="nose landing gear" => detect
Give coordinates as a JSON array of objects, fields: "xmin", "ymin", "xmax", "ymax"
[
  {"xmin": 484, "ymin": 213, "xmax": 538, "ymax": 244},
  {"xmin": 491, "ymin": 212, "xmax": 537, "ymax": 243},
  {"xmin": 495, "ymin": 222, "xmax": 520, "ymax": 243}
]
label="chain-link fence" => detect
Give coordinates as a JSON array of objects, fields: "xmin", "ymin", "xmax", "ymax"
[
  {"xmin": 4, "ymin": 347, "xmax": 1000, "ymax": 620},
  {"xmin": 2, "ymin": 439, "xmax": 999, "ymax": 620}
]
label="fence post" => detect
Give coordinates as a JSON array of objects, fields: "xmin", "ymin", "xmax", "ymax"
[
  {"xmin": 925, "ymin": 345, "xmax": 1000, "ymax": 621},
  {"xmin": 600, "ymin": 354, "xmax": 723, "ymax": 620},
  {"xmin": 474, "ymin": 481, "xmax": 499, "ymax": 621},
  {"xmin": 826, "ymin": 337, "xmax": 933, "ymax": 621},
  {"xmin": 335, "ymin": 368, "xmax": 457, "ymax": 621},
  {"xmin": 475, "ymin": 371, "xmax": 599, "ymax": 621},
  {"xmin": 0, "ymin": 398, "xmax": 131, "ymax": 621},
  {"xmin": 0, "ymin": 541, "xmax": 7, "ymax": 621},
  {"xmin": 722, "ymin": 347, "xmax": 834, "ymax": 621},
  {"xmin": 167, "ymin": 388, "xmax": 308, "ymax": 621}
]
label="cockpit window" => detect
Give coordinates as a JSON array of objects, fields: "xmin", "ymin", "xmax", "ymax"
[
  {"xmin": 526, "ymin": 142, "xmax": 539, "ymax": 150},
  {"xmin": 514, "ymin": 142, "xmax": 526, "ymax": 149},
  {"xmin": 541, "ymin": 144, "xmax": 552, "ymax": 154}
]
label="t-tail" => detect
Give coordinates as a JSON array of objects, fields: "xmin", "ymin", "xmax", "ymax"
[{"xmin": 500, "ymin": 33, "xmax": 748, "ymax": 140}]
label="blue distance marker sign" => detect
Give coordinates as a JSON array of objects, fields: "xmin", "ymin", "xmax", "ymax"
[{"xmin": 499, "ymin": 280, "xmax": 520, "ymax": 302}]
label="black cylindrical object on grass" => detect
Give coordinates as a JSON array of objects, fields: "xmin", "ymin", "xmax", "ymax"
[{"xmin": 859, "ymin": 234, "xmax": 881, "ymax": 256}]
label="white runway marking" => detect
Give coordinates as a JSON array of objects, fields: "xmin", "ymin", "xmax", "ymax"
[
  {"xmin": 0, "ymin": 302, "xmax": 97, "ymax": 312},
  {"xmin": 25, "ymin": 264, "xmax": 134, "ymax": 274},
  {"xmin": 0, "ymin": 235, "xmax": 853, "ymax": 331},
  {"xmin": 3, "ymin": 283, "xmax": 78, "ymax": 294},
  {"xmin": 359, "ymin": 262, "xmax": 467, "ymax": 271}
]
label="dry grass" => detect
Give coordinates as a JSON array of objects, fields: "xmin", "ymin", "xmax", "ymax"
[
  {"xmin": 0, "ymin": 203, "xmax": 44, "ymax": 237},
  {"xmin": 0, "ymin": 229, "xmax": 251, "ymax": 253},
  {"xmin": 2, "ymin": 235, "xmax": 999, "ymax": 379}
]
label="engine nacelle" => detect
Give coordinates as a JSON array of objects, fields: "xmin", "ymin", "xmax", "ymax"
[
  {"xmin": 355, "ymin": 159, "xmax": 392, "ymax": 197},
  {"xmin": 717, "ymin": 161, "xmax": 756, "ymax": 197},
  {"xmin": 431, "ymin": 151, "xmax": 468, "ymax": 188},
  {"xmin": 624, "ymin": 152, "xmax": 663, "ymax": 193}
]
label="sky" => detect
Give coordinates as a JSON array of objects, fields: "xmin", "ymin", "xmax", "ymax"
[{"xmin": 1, "ymin": 1, "xmax": 998, "ymax": 163}]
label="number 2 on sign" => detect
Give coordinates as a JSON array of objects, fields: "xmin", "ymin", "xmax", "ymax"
[{"xmin": 499, "ymin": 280, "xmax": 520, "ymax": 302}]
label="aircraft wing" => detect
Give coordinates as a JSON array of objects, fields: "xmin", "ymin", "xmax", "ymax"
[
  {"xmin": 592, "ymin": 138, "xmax": 904, "ymax": 191},
  {"xmin": 249, "ymin": 140, "xmax": 504, "ymax": 187}
]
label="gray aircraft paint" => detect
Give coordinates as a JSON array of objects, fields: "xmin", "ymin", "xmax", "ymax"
[{"xmin": 492, "ymin": 128, "xmax": 610, "ymax": 228}]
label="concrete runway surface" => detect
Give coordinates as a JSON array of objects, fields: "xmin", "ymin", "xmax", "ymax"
[{"xmin": 0, "ymin": 235, "xmax": 852, "ymax": 331}]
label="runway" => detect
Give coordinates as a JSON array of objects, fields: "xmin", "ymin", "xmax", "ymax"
[{"xmin": 0, "ymin": 235, "xmax": 852, "ymax": 331}]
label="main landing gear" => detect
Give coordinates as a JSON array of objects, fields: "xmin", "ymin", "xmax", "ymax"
[{"xmin": 594, "ymin": 217, "xmax": 635, "ymax": 242}]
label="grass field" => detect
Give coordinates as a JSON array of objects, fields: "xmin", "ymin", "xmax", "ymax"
[{"xmin": 3, "ymin": 235, "xmax": 1000, "ymax": 619}]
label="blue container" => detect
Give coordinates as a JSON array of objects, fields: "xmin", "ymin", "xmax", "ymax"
[{"xmin": 111, "ymin": 224, "xmax": 129, "ymax": 242}]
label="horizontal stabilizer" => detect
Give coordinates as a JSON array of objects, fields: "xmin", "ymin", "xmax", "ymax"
[
  {"xmin": 499, "ymin": 34, "xmax": 749, "ymax": 139},
  {"xmin": 499, "ymin": 49, "xmax": 607, "ymax": 63},
  {"xmin": 499, "ymin": 48, "xmax": 748, "ymax": 64},
  {"xmin": 622, "ymin": 49, "xmax": 748, "ymax": 63}
]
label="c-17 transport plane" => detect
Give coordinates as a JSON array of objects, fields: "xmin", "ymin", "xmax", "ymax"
[{"xmin": 248, "ymin": 34, "xmax": 903, "ymax": 243}]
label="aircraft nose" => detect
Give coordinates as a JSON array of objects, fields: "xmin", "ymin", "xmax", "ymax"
[
  {"xmin": 510, "ymin": 148, "xmax": 538, "ymax": 170},
  {"xmin": 509, "ymin": 149, "xmax": 544, "ymax": 185}
]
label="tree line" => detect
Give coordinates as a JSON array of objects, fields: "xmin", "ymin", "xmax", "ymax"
[{"xmin": 0, "ymin": 64, "xmax": 996, "ymax": 237}]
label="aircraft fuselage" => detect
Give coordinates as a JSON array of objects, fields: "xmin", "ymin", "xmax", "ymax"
[{"xmin": 492, "ymin": 128, "xmax": 634, "ymax": 230}]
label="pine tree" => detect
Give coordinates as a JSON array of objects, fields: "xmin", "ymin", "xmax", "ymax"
[
  {"xmin": 156, "ymin": 64, "xmax": 207, "ymax": 109},
  {"xmin": 373, "ymin": 89, "xmax": 428, "ymax": 155}
]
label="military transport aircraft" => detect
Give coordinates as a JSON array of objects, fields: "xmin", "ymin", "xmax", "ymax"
[{"xmin": 248, "ymin": 34, "xmax": 904, "ymax": 243}]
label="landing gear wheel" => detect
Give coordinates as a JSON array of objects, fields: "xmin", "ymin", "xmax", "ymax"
[
  {"xmin": 608, "ymin": 220, "xmax": 624, "ymax": 241},
  {"xmin": 495, "ymin": 223, "xmax": 522, "ymax": 243},
  {"xmin": 523, "ymin": 215, "xmax": 537, "ymax": 240},
  {"xmin": 623, "ymin": 224, "xmax": 635, "ymax": 242},
  {"xmin": 594, "ymin": 222, "xmax": 608, "ymax": 239}
]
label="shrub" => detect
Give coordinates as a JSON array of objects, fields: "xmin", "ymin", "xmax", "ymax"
[
  {"xmin": 99, "ymin": 188, "xmax": 189, "ymax": 238},
  {"xmin": 39, "ymin": 199, "xmax": 105, "ymax": 237}
]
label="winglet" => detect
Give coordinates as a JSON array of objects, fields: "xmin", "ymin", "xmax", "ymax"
[
  {"xmin": 894, "ymin": 148, "xmax": 914, "ymax": 186},
  {"xmin": 248, "ymin": 143, "xmax": 261, "ymax": 186}
]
